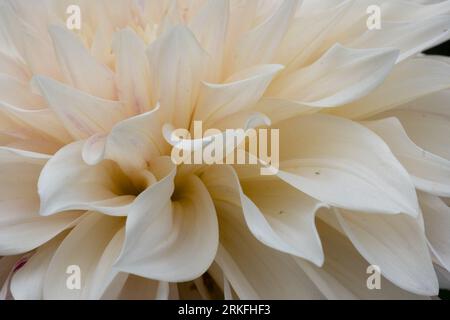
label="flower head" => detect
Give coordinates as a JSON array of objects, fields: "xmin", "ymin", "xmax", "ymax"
[{"xmin": 1, "ymin": 0, "xmax": 450, "ymax": 300}]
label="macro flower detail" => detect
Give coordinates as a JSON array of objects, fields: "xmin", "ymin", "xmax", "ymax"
[{"xmin": 0, "ymin": 0, "xmax": 450, "ymax": 300}]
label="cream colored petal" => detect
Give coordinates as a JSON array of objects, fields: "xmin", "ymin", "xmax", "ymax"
[
  {"xmin": 0, "ymin": 2, "xmax": 25, "ymax": 61},
  {"xmin": 100, "ymin": 0, "xmax": 135, "ymax": 28},
  {"xmin": 194, "ymin": 64, "xmax": 283, "ymax": 126},
  {"xmin": 82, "ymin": 104, "xmax": 168, "ymax": 172},
  {"xmin": 250, "ymin": 97, "xmax": 315, "ymax": 125},
  {"xmin": 214, "ymin": 202, "xmax": 324, "ymax": 299},
  {"xmin": 113, "ymin": 28, "xmax": 152, "ymax": 115},
  {"xmin": 242, "ymin": 179, "xmax": 326, "ymax": 266},
  {"xmin": 0, "ymin": 51, "xmax": 29, "ymax": 81},
  {"xmin": 189, "ymin": 0, "xmax": 229, "ymax": 82},
  {"xmin": 115, "ymin": 166, "xmax": 219, "ymax": 282},
  {"xmin": 0, "ymin": 109, "xmax": 63, "ymax": 154},
  {"xmin": 378, "ymin": 0, "xmax": 450, "ymax": 20},
  {"xmin": 21, "ymin": 24, "xmax": 62, "ymax": 80},
  {"xmin": 86, "ymin": 227, "xmax": 126, "ymax": 299},
  {"xmin": 298, "ymin": 0, "xmax": 450, "ymax": 64},
  {"xmin": 0, "ymin": 74, "xmax": 44, "ymax": 108},
  {"xmin": 201, "ymin": 165, "xmax": 325, "ymax": 266},
  {"xmin": 34, "ymin": 75, "xmax": 125, "ymax": 140},
  {"xmin": 49, "ymin": 25, "xmax": 116, "ymax": 100},
  {"xmin": 10, "ymin": 232, "xmax": 67, "ymax": 300},
  {"xmin": 38, "ymin": 141, "xmax": 136, "ymax": 217},
  {"xmin": 135, "ymin": 0, "xmax": 172, "ymax": 25},
  {"xmin": 223, "ymin": 0, "xmax": 258, "ymax": 67},
  {"xmin": 0, "ymin": 127, "xmax": 62, "ymax": 155},
  {"xmin": 300, "ymin": 0, "xmax": 349, "ymax": 14},
  {"xmin": 276, "ymin": 0, "xmax": 353, "ymax": 71},
  {"xmin": 336, "ymin": 209, "xmax": 438, "ymax": 296},
  {"xmin": 331, "ymin": 58, "xmax": 450, "ymax": 119},
  {"xmin": 90, "ymin": 12, "xmax": 114, "ymax": 68},
  {"xmin": 418, "ymin": 192, "xmax": 450, "ymax": 272},
  {"xmin": 163, "ymin": 112, "xmax": 270, "ymax": 158},
  {"xmin": 147, "ymin": 25, "xmax": 207, "ymax": 128},
  {"xmin": 268, "ymin": 44, "xmax": 399, "ymax": 107},
  {"xmin": 377, "ymin": 109, "xmax": 450, "ymax": 162},
  {"xmin": 230, "ymin": 0, "xmax": 299, "ymax": 73},
  {"xmin": 43, "ymin": 212, "xmax": 123, "ymax": 299},
  {"xmin": 296, "ymin": 217, "xmax": 429, "ymax": 299},
  {"xmin": 348, "ymin": 16, "xmax": 450, "ymax": 62},
  {"xmin": 276, "ymin": 114, "xmax": 420, "ymax": 216},
  {"xmin": 365, "ymin": 117, "xmax": 450, "ymax": 197},
  {"xmin": 398, "ymin": 88, "xmax": 450, "ymax": 117},
  {"xmin": 0, "ymin": 102, "xmax": 72, "ymax": 145},
  {"xmin": 0, "ymin": 147, "xmax": 80, "ymax": 255}
]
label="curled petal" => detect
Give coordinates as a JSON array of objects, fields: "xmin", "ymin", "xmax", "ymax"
[
  {"xmin": 365, "ymin": 117, "xmax": 450, "ymax": 197},
  {"xmin": 115, "ymin": 168, "xmax": 219, "ymax": 282}
]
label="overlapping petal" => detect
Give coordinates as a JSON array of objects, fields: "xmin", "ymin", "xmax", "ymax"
[
  {"xmin": 115, "ymin": 162, "xmax": 219, "ymax": 282},
  {"xmin": 201, "ymin": 165, "xmax": 326, "ymax": 266},
  {"xmin": 0, "ymin": 148, "xmax": 81, "ymax": 255},
  {"xmin": 275, "ymin": 114, "xmax": 420, "ymax": 216}
]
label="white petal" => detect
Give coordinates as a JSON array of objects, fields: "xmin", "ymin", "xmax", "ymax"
[
  {"xmin": 82, "ymin": 104, "xmax": 168, "ymax": 172},
  {"xmin": 0, "ymin": 74, "xmax": 44, "ymax": 107},
  {"xmin": 0, "ymin": 147, "xmax": 80, "ymax": 255},
  {"xmin": 276, "ymin": 0, "xmax": 352, "ymax": 71},
  {"xmin": 113, "ymin": 28, "xmax": 152, "ymax": 115},
  {"xmin": 230, "ymin": 0, "xmax": 299, "ymax": 72},
  {"xmin": 0, "ymin": 101, "xmax": 71, "ymax": 146},
  {"xmin": 348, "ymin": 16, "xmax": 450, "ymax": 62},
  {"xmin": 38, "ymin": 141, "xmax": 136, "ymax": 217},
  {"xmin": 332, "ymin": 58, "xmax": 450, "ymax": 119},
  {"xmin": 49, "ymin": 25, "xmax": 116, "ymax": 100},
  {"xmin": 377, "ymin": 109, "xmax": 450, "ymax": 162},
  {"xmin": 34, "ymin": 76, "xmax": 125, "ymax": 140},
  {"xmin": 214, "ymin": 202, "xmax": 324, "ymax": 299},
  {"xmin": 0, "ymin": 50, "xmax": 29, "ymax": 81},
  {"xmin": 0, "ymin": 2, "xmax": 25, "ymax": 61},
  {"xmin": 194, "ymin": 64, "xmax": 283, "ymax": 126},
  {"xmin": 43, "ymin": 212, "xmax": 123, "ymax": 299},
  {"xmin": 86, "ymin": 226, "xmax": 126, "ymax": 299},
  {"xmin": 201, "ymin": 165, "xmax": 325, "ymax": 266},
  {"xmin": 399, "ymin": 88, "xmax": 450, "ymax": 117},
  {"xmin": 418, "ymin": 192, "xmax": 450, "ymax": 272},
  {"xmin": 163, "ymin": 112, "xmax": 270, "ymax": 158},
  {"xmin": 298, "ymin": 0, "xmax": 450, "ymax": 65},
  {"xmin": 297, "ymin": 217, "xmax": 430, "ymax": 299},
  {"xmin": 276, "ymin": 114, "xmax": 420, "ymax": 216},
  {"xmin": 269, "ymin": 44, "xmax": 398, "ymax": 107},
  {"xmin": 147, "ymin": 25, "xmax": 207, "ymax": 128},
  {"xmin": 189, "ymin": 0, "xmax": 229, "ymax": 82},
  {"xmin": 20, "ymin": 23, "xmax": 62, "ymax": 80},
  {"xmin": 10, "ymin": 232, "xmax": 67, "ymax": 300},
  {"xmin": 336, "ymin": 209, "xmax": 439, "ymax": 296},
  {"xmin": 223, "ymin": 0, "xmax": 258, "ymax": 66},
  {"xmin": 365, "ymin": 117, "xmax": 450, "ymax": 197},
  {"xmin": 115, "ymin": 168, "xmax": 219, "ymax": 282},
  {"xmin": 250, "ymin": 97, "xmax": 315, "ymax": 125}
]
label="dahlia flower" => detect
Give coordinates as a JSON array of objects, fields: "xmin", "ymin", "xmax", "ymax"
[{"xmin": 1, "ymin": 0, "xmax": 450, "ymax": 300}]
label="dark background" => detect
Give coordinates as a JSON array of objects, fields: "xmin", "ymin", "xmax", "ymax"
[{"xmin": 425, "ymin": 40, "xmax": 450, "ymax": 56}]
